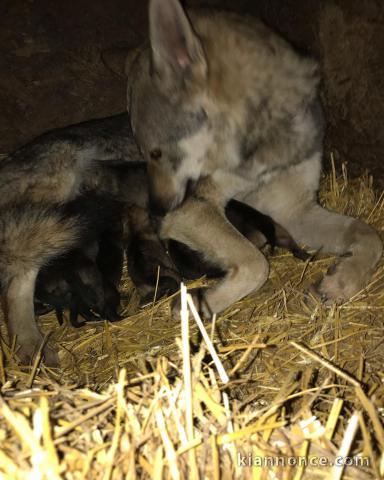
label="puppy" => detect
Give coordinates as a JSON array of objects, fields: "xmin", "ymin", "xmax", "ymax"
[{"xmin": 34, "ymin": 193, "xmax": 125, "ymax": 327}]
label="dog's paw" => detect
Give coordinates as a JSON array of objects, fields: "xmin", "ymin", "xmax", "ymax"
[
  {"xmin": 316, "ymin": 256, "xmax": 369, "ymax": 305},
  {"xmin": 17, "ymin": 336, "xmax": 59, "ymax": 368}
]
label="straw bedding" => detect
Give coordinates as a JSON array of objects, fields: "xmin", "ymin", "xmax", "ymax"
[{"xmin": 0, "ymin": 162, "xmax": 383, "ymax": 479}]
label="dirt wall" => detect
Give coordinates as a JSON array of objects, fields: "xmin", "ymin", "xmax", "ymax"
[{"xmin": 1, "ymin": 0, "xmax": 383, "ymax": 184}]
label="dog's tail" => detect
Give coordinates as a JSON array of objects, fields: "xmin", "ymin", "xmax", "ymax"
[
  {"xmin": 0, "ymin": 204, "xmax": 85, "ymax": 290},
  {"xmin": 0, "ymin": 194, "xmax": 123, "ymax": 289}
]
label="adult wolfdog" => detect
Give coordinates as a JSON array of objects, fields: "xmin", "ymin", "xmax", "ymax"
[{"xmin": 127, "ymin": 0, "xmax": 382, "ymax": 316}]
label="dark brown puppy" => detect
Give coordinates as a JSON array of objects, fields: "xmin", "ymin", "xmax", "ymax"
[
  {"xmin": 124, "ymin": 205, "xmax": 181, "ymax": 305},
  {"xmin": 35, "ymin": 247, "xmax": 108, "ymax": 328},
  {"xmin": 34, "ymin": 193, "xmax": 125, "ymax": 327},
  {"xmin": 226, "ymin": 199, "xmax": 310, "ymax": 261}
]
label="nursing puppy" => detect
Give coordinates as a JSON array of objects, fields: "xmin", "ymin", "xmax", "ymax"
[
  {"xmin": 127, "ymin": 0, "xmax": 382, "ymax": 316},
  {"xmin": 34, "ymin": 193, "xmax": 124, "ymax": 326},
  {"xmin": 35, "ymin": 238, "xmax": 124, "ymax": 328},
  {"xmin": 35, "ymin": 247, "xmax": 113, "ymax": 328},
  {"xmin": 82, "ymin": 160, "xmax": 183, "ymax": 302},
  {"xmin": 168, "ymin": 199, "xmax": 310, "ymax": 280}
]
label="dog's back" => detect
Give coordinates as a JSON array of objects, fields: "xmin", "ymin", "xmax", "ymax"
[{"xmin": 0, "ymin": 113, "xmax": 141, "ymax": 206}]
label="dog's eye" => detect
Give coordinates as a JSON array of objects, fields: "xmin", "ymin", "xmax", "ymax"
[{"xmin": 150, "ymin": 148, "xmax": 162, "ymax": 161}]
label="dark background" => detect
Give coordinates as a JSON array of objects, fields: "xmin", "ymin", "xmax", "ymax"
[{"xmin": 1, "ymin": 0, "xmax": 383, "ymax": 186}]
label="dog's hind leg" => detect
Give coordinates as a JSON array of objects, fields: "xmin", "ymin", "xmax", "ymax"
[
  {"xmin": 6, "ymin": 270, "xmax": 59, "ymax": 365},
  {"xmin": 160, "ymin": 197, "xmax": 269, "ymax": 316},
  {"xmin": 0, "ymin": 205, "xmax": 83, "ymax": 366}
]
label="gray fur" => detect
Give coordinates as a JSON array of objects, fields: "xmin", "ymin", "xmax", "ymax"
[{"xmin": 0, "ymin": 114, "xmax": 140, "ymax": 206}]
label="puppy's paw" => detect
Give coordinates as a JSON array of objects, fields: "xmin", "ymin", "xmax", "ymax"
[{"xmin": 170, "ymin": 288, "xmax": 211, "ymax": 320}]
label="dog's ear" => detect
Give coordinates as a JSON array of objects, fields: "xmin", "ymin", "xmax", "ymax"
[{"xmin": 149, "ymin": 0, "xmax": 207, "ymax": 94}]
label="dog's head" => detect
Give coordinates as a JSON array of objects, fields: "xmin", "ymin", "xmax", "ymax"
[{"xmin": 127, "ymin": 0, "xmax": 211, "ymax": 215}]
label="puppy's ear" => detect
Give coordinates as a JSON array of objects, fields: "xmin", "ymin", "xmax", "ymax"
[
  {"xmin": 149, "ymin": 0, "xmax": 207, "ymax": 94},
  {"xmin": 102, "ymin": 46, "xmax": 141, "ymax": 78}
]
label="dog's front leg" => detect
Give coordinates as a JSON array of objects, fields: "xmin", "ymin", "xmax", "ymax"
[
  {"xmin": 248, "ymin": 174, "xmax": 382, "ymax": 304},
  {"xmin": 160, "ymin": 196, "xmax": 269, "ymax": 316}
]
